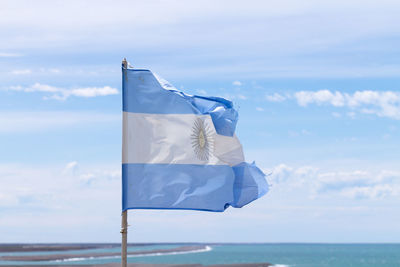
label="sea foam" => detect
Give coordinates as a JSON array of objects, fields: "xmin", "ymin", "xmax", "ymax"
[{"xmin": 57, "ymin": 245, "xmax": 212, "ymax": 262}]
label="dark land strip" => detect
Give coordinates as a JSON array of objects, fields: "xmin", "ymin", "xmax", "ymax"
[
  {"xmin": 1, "ymin": 246, "xmax": 206, "ymax": 262},
  {"xmin": 0, "ymin": 264, "xmax": 272, "ymax": 267}
]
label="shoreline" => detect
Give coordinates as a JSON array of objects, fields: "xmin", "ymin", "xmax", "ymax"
[
  {"xmin": 0, "ymin": 244, "xmax": 115, "ymax": 253},
  {"xmin": 0, "ymin": 244, "xmax": 272, "ymax": 267},
  {"xmin": 0, "ymin": 246, "xmax": 206, "ymax": 262},
  {"xmin": 0, "ymin": 264, "xmax": 272, "ymax": 267}
]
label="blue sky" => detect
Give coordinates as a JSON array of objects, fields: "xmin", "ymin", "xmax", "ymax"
[{"xmin": 1, "ymin": 0, "xmax": 400, "ymax": 243}]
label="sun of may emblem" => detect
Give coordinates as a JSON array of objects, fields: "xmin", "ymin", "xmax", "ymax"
[{"xmin": 191, "ymin": 118, "xmax": 213, "ymax": 161}]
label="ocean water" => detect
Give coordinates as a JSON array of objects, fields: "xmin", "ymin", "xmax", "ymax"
[{"xmin": 1, "ymin": 244, "xmax": 400, "ymax": 267}]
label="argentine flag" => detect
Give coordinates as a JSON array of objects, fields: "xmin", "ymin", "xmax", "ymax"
[{"xmin": 122, "ymin": 61, "xmax": 268, "ymax": 212}]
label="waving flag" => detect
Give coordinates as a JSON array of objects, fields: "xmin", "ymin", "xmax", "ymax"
[{"xmin": 122, "ymin": 62, "xmax": 268, "ymax": 212}]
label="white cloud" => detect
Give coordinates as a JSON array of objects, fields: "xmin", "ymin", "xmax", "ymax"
[
  {"xmin": 17, "ymin": 68, "xmax": 62, "ymax": 75},
  {"xmin": 7, "ymin": 83, "xmax": 118, "ymax": 100},
  {"xmin": 295, "ymin": 90, "xmax": 345, "ymax": 107},
  {"xmin": 237, "ymin": 94, "xmax": 247, "ymax": 100},
  {"xmin": 265, "ymin": 93, "xmax": 286, "ymax": 102},
  {"xmin": 347, "ymin": 111, "xmax": 356, "ymax": 119},
  {"xmin": 232, "ymin": 81, "xmax": 242, "ymax": 86},
  {"xmin": 64, "ymin": 161, "xmax": 79, "ymax": 175},
  {"xmin": 68, "ymin": 86, "xmax": 118, "ymax": 98},
  {"xmin": 48, "ymin": 68, "xmax": 61, "ymax": 74},
  {"xmin": 0, "ymin": 52, "xmax": 22, "ymax": 57},
  {"xmin": 341, "ymin": 184, "xmax": 398, "ymax": 199},
  {"xmin": 288, "ymin": 129, "xmax": 311, "ymax": 137},
  {"xmin": 196, "ymin": 89, "xmax": 207, "ymax": 95},
  {"xmin": 10, "ymin": 69, "xmax": 31, "ymax": 75},
  {"xmin": 317, "ymin": 170, "xmax": 400, "ymax": 199},
  {"xmin": 0, "ymin": 162, "xmax": 121, "ymax": 239},
  {"xmin": 256, "ymin": 107, "xmax": 264, "ymax": 111},
  {"xmin": 269, "ymin": 164, "xmax": 294, "ymax": 184},
  {"xmin": 1, "ymin": 1, "xmax": 400, "ymax": 79},
  {"xmin": 1, "ymin": 1, "xmax": 399, "ymax": 51},
  {"xmin": 266, "ymin": 90, "xmax": 400, "ymax": 120},
  {"xmin": 268, "ymin": 164, "xmax": 400, "ymax": 200},
  {"xmin": 1, "ymin": 1, "xmax": 400, "ymax": 80},
  {"xmin": 0, "ymin": 111, "xmax": 120, "ymax": 133},
  {"xmin": 220, "ymin": 92, "xmax": 249, "ymax": 101},
  {"xmin": 0, "ymin": 161, "xmax": 399, "ymax": 242},
  {"xmin": 27, "ymin": 83, "xmax": 59, "ymax": 93}
]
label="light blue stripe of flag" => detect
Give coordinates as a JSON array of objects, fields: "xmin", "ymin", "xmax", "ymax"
[{"xmin": 122, "ymin": 69, "xmax": 238, "ymax": 136}]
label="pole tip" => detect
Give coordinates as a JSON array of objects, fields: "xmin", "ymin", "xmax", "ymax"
[{"xmin": 122, "ymin": 58, "xmax": 128, "ymax": 69}]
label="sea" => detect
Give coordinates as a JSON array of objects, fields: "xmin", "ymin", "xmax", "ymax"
[{"xmin": 1, "ymin": 243, "xmax": 400, "ymax": 267}]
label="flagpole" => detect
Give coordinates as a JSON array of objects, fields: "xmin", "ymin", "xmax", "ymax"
[
  {"xmin": 121, "ymin": 210, "xmax": 128, "ymax": 267},
  {"xmin": 121, "ymin": 58, "xmax": 128, "ymax": 267}
]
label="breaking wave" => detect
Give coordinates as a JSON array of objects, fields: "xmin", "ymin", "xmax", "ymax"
[
  {"xmin": 128, "ymin": 245, "xmax": 212, "ymax": 258},
  {"xmin": 57, "ymin": 245, "xmax": 212, "ymax": 262}
]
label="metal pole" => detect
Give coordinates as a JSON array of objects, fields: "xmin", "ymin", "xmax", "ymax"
[
  {"xmin": 121, "ymin": 58, "xmax": 128, "ymax": 267},
  {"xmin": 121, "ymin": 210, "xmax": 128, "ymax": 267}
]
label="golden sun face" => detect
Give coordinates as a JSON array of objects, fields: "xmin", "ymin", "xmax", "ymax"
[{"xmin": 191, "ymin": 118, "xmax": 213, "ymax": 161}]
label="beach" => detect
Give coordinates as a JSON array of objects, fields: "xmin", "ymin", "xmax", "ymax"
[
  {"xmin": 0, "ymin": 245, "xmax": 208, "ymax": 261},
  {"xmin": 0, "ymin": 264, "xmax": 272, "ymax": 267},
  {"xmin": 0, "ymin": 244, "xmax": 271, "ymax": 267}
]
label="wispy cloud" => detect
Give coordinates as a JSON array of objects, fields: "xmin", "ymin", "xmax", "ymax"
[
  {"xmin": 265, "ymin": 90, "xmax": 400, "ymax": 120},
  {"xmin": 7, "ymin": 83, "xmax": 118, "ymax": 100},
  {"xmin": 1, "ymin": 161, "xmax": 398, "ymax": 242},
  {"xmin": 9, "ymin": 68, "xmax": 62, "ymax": 75},
  {"xmin": 0, "ymin": 162, "xmax": 120, "ymax": 232},
  {"xmin": 10, "ymin": 69, "xmax": 32, "ymax": 75},
  {"xmin": 2, "ymin": 2, "xmax": 400, "ymax": 79},
  {"xmin": 316, "ymin": 170, "xmax": 400, "ymax": 199},
  {"xmin": 0, "ymin": 52, "xmax": 22, "ymax": 57},
  {"xmin": 268, "ymin": 164, "xmax": 400, "ymax": 200},
  {"xmin": 232, "ymin": 81, "xmax": 242, "ymax": 86},
  {"xmin": 0, "ymin": 111, "xmax": 120, "ymax": 133},
  {"xmin": 0, "ymin": 160, "xmax": 126, "ymax": 243},
  {"xmin": 295, "ymin": 90, "xmax": 400, "ymax": 119},
  {"xmin": 265, "ymin": 93, "xmax": 286, "ymax": 102},
  {"xmin": 237, "ymin": 94, "xmax": 247, "ymax": 100},
  {"xmin": 295, "ymin": 90, "xmax": 345, "ymax": 107}
]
